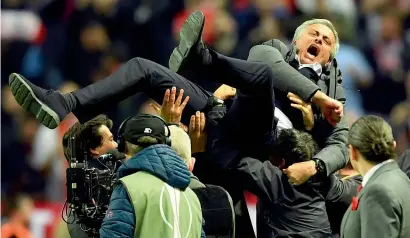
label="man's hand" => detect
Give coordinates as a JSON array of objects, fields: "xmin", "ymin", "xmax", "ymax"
[
  {"xmin": 213, "ymin": 84, "xmax": 236, "ymax": 100},
  {"xmin": 189, "ymin": 111, "xmax": 207, "ymax": 154},
  {"xmin": 283, "ymin": 160, "xmax": 317, "ymax": 185},
  {"xmin": 311, "ymin": 91, "xmax": 343, "ymax": 126},
  {"xmin": 288, "ymin": 92, "xmax": 314, "ymax": 131},
  {"xmin": 151, "ymin": 87, "xmax": 189, "ymax": 125}
]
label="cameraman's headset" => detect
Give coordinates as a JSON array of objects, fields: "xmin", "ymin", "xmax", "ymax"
[{"xmin": 117, "ymin": 114, "xmax": 172, "ymax": 153}]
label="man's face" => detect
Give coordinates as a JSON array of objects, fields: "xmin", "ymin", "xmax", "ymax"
[
  {"xmin": 92, "ymin": 125, "xmax": 118, "ymax": 156},
  {"xmin": 295, "ymin": 24, "xmax": 335, "ymax": 66}
]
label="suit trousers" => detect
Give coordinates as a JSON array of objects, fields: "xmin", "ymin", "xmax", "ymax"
[{"xmin": 71, "ymin": 52, "xmax": 276, "ymax": 143}]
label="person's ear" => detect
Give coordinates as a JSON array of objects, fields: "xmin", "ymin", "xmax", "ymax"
[
  {"xmin": 393, "ymin": 141, "xmax": 397, "ymax": 150},
  {"xmin": 89, "ymin": 148, "xmax": 99, "ymax": 157},
  {"xmin": 188, "ymin": 157, "xmax": 196, "ymax": 171}
]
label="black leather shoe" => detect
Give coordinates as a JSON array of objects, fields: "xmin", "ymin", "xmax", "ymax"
[
  {"xmin": 169, "ymin": 10, "xmax": 205, "ymax": 73},
  {"xmin": 8, "ymin": 73, "xmax": 70, "ymax": 129}
]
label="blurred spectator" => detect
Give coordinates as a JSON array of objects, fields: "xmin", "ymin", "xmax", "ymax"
[
  {"xmin": 333, "ymin": 18, "xmax": 374, "ymax": 124},
  {"xmin": 360, "ymin": 7, "xmax": 408, "ymax": 114},
  {"xmin": 390, "ymin": 72, "xmax": 410, "ymax": 154},
  {"xmin": 295, "ymin": 0, "xmax": 357, "ymax": 20},
  {"xmin": 2, "ymin": 85, "xmax": 43, "ymax": 197},
  {"xmin": 1, "ymin": 194, "xmax": 34, "ymax": 238},
  {"xmin": 1, "ymin": 10, "xmax": 47, "ymax": 44}
]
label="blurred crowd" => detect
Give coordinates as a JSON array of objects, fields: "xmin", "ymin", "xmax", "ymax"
[{"xmin": 1, "ymin": 0, "xmax": 410, "ymax": 212}]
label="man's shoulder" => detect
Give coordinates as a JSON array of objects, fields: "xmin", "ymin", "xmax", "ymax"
[
  {"xmin": 366, "ymin": 168, "xmax": 410, "ymax": 200},
  {"xmin": 120, "ymin": 171, "xmax": 165, "ymax": 187}
]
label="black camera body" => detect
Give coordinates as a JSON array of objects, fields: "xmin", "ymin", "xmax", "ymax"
[{"xmin": 65, "ymin": 137, "xmax": 119, "ymax": 237}]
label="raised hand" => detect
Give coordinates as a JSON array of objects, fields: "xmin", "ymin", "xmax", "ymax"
[
  {"xmin": 288, "ymin": 92, "xmax": 314, "ymax": 131},
  {"xmin": 151, "ymin": 87, "xmax": 189, "ymax": 125},
  {"xmin": 189, "ymin": 111, "xmax": 207, "ymax": 154}
]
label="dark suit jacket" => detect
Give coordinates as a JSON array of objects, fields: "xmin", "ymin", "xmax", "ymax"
[
  {"xmin": 325, "ymin": 174, "xmax": 362, "ymax": 236},
  {"xmin": 340, "ymin": 161, "xmax": 410, "ymax": 238},
  {"xmin": 247, "ymin": 44, "xmax": 349, "ymax": 176},
  {"xmin": 398, "ymin": 149, "xmax": 410, "ymax": 179},
  {"xmin": 237, "ymin": 157, "xmax": 332, "ymax": 238}
]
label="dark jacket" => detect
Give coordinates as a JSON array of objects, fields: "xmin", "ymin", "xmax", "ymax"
[
  {"xmin": 247, "ymin": 42, "xmax": 349, "ymax": 176},
  {"xmin": 207, "ymin": 106, "xmax": 331, "ymax": 238},
  {"xmin": 99, "ymin": 145, "xmax": 205, "ymax": 238},
  {"xmin": 398, "ymin": 149, "xmax": 410, "ymax": 179},
  {"xmin": 324, "ymin": 174, "xmax": 362, "ymax": 237},
  {"xmin": 190, "ymin": 174, "xmax": 236, "ymax": 238},
  {"xmin": 238, "ymin": 157, "xmax": 331, "ymax": 238}
]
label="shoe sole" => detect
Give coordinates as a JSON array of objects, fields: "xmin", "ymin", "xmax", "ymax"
[
  {"xmin": 169, "ymin": 10, "xmax": 205, "ymax": 73},
  {"xmin": 9, "ymin": 73, "xmax": 60, "ymax": 129}
]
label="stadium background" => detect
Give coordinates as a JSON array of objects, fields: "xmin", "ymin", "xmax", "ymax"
[{"xmin": 1, "ymin": 0, "xmax": 409, "ymax": 237}]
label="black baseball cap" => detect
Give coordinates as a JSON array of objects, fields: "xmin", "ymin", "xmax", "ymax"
[{"xmin": 123, "ymin": 114, "xmax": 167, "ymax": 145}]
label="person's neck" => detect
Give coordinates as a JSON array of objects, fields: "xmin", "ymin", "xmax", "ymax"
[{"xmin": 358, "ymin": 159, "xmax": 377, "ymax": 177}]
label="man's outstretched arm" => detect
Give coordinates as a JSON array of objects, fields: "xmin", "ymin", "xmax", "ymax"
[
  {"xmin": 312, "ymin": 115, "xmax": 349, "ymax": 176},
  {"xmin": 248, "ymin": 45, "xmax": 320, "ymax": 102}
]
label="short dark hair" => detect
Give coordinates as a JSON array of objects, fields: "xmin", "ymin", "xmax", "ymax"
[
  {"xmin": 272, "ymin": 129, "xmax": 319, "ymax": 167},
  {"xmin": 349, "ymin": 115, "xmax": 395, "ymax": 163},
  {"xmin": 62, "ymin": 115, "xmax": 113, "ymax": 162}
]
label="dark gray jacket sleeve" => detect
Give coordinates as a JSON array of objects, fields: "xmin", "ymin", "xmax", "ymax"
[
  {"xmin": 311, "ymin": 80, "xmax": 349, "ymax": 176},
  {"xmin": 325, "ymin": 174, "xmax": 362, "ymax": 206},
  {"xmin": 247, "ymin": 45, "xmax": 320, "ymax": 102},
  {"xmin": 311, "ymin": 115, "xmax": 350, "ymax": 176}
]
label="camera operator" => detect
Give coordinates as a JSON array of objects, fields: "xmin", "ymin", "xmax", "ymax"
[
  {"xmin": 99, "ymin": 113, "xmax": 204, "ymax": 238},
  {"xmin": 61, "ymin": 114, "xmax": 120, "ymax": 238}
]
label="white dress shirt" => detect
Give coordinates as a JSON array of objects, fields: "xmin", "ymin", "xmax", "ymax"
[
  {"xmin": 295, "ymin": 55, "xmax": 323, "ymax": 76},
  {"xmin": 275, "ymin": 107, "xmax": 293, "ymax": 133}
]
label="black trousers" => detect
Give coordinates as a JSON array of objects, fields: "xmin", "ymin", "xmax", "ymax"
[{"xmin": 71, "ymin": 51, "xmax": 276, "ymax": 142}]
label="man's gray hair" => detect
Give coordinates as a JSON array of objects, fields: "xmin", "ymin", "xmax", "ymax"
[
  {"xmin": 168, "ymin": 125, "xmax": 192, "ymax": 166},
  {"xmin": 293, "ymin": 19, "xmax": 340, "ymax": 59}
]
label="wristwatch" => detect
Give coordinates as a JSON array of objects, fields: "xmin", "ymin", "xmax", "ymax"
[
  {"xmin": 312, "ymin": 158, "xmax": 326, "ymax": 175},
  {"xmin": 207, "ymin": 95, "xmax": 224, "ymax": 107}
]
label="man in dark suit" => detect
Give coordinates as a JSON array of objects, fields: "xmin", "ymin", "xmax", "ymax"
[
  {"xmin": 340, "ymin": 115, "xmax": 410, "ymax": 238},
  {"xmin": 169, "ymin": 12, "xmax": 349, "ymax": 184},
  {"xmin": 204, "ymin": 101, "xmax": 332, "ymax": 237}
]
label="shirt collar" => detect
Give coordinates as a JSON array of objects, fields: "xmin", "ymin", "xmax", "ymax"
[
  {"xmin": 362, "ymin": 159, "xmax": 394, "ymax": 187},
  {"xmin": 295, "ymin": 55, "xmax": 323, "ymax": 76}
]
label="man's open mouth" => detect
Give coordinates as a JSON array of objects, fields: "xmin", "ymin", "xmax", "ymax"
[{"xmin": 307, "ymin": 44, "xmax": 320, "ymax": 57}]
